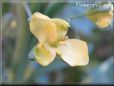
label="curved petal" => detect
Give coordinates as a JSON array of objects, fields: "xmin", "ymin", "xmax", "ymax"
[
  {"xmin": 30, "ymin": 12, "xmax": 57, "ymax": 45},
  {"xmin": 29, "ymin": 43, "xmax": 56, "ymax": 66},
  {"xmin": 51, "ymin": 18, "xmax": 70, "ymax": 41},
  {"xmin": 88, "ymin": 12, "xmax": 113, "ymax": 28},
  {"xmin": 57, "ymin": 39, "xmax": 89, "ymax": 66},
  {"xmin": 87, "ymin": 2, "xmax": 113, "ymax": 28}
]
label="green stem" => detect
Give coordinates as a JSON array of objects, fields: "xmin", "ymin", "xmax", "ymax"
[
  {"xmin": 68, "ymin": 12, "xmax": 88, "ymax": 20},
  {"xmin": 68, "ymin": 7, "xmax": 100, "ymax": 20},
  {"xmin": 11, "ymin": 4, "xmax": 32, "ymax": 82}
]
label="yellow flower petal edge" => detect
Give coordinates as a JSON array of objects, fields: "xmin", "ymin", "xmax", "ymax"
[
  {"xmin": 30, "ymin": 12, "xmax": 57, "ymax": 45},
  {"xmin": 57, "ymin": 39, "xmax": 89, "ymax": 66},
  {"xmin": 29, "ymin": 43, "xmax": 56, "ymax": 66},
  {"xmin": 51, "ymin": 18, "xmax": 70, "ymax": 41}
]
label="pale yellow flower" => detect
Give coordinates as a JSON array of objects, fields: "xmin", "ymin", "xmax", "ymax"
[
  {"xmin": 29, "ymin": 12, "xmax": 89, "ymax": 66},
  {"xmin": 87, "ymin": 2, "xmax": 113, "ymax": 28}
]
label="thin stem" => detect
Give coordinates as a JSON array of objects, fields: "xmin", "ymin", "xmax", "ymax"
[
  {"xmin": 23, "ymin": 3, "xmax": 32, "ymax": 21},
  {"xmin": 23, "ymin": 3, "xmax": 32, "ymax": 18},
  {"xmin": 68, "ymin": 12, "xmax": 88, "ymax": 20},
  {"xmin": 68, "ymin": 7, "xmax": 99, "ymax": 20}
]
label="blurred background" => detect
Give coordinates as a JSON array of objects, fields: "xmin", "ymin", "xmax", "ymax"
[{"xmin": 1, "ymin": 0, "xmax": 114, "ymax": 84}]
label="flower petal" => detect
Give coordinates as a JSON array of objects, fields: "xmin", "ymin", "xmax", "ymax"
[
  {"xmin": 30, "ymin": 12, "xmax": 57, "ymax": 45},
  {"xmin": 87, "ymin": 2, "xmax": 113, "ymax": 28},
  {"xmin": 29, "ymin": 43, "xmax": 56, "ymax": 66},
  {"xmin": 57, "ymin": 39, "xmax": 89, "ymax": 66},
  {"xmin": 51, "ymin": 18, "xmax": 70, "ymax": 41}
]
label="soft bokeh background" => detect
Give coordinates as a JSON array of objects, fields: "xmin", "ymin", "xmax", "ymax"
[{"xmin": 1, "ymin": 0, "xmax": 114, "ymax": 84}]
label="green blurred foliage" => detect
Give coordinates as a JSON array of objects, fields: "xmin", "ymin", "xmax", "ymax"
[{"xmin": 2, "ymin": 1, "xmax": 114, "ymax": 84}]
